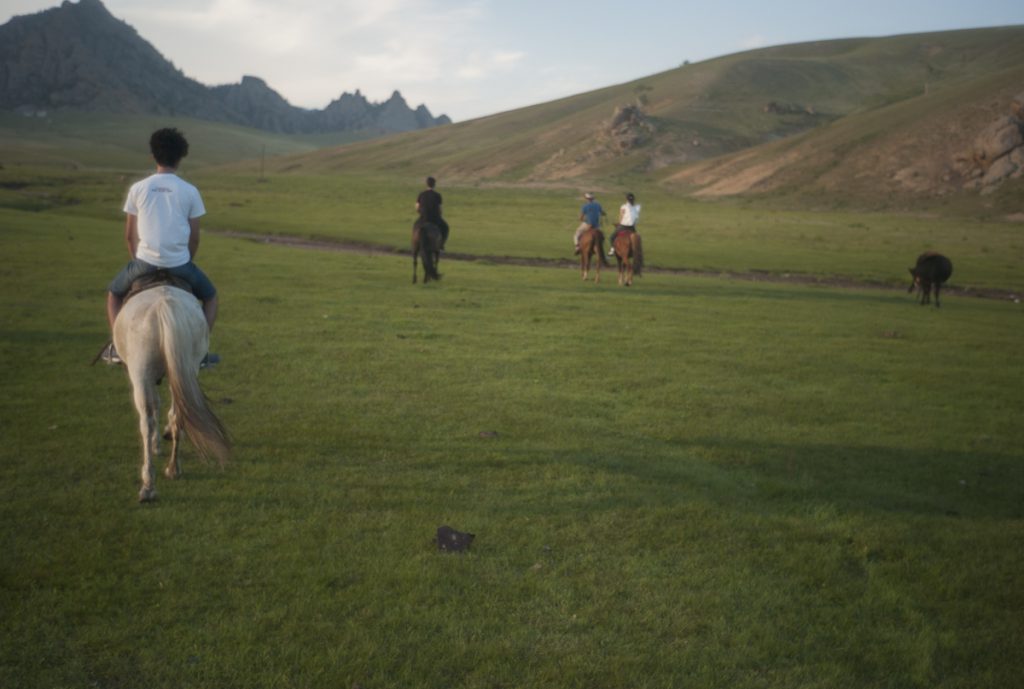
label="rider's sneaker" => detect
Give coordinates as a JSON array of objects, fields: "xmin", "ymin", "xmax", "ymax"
[
  {"xmin": 607, "ymin": 248, "xmax": 615, "ymax": 256},
  {"xmin": 200, "ymin": 352, "xmax": 220, "ymax": 368},
  {"xmin": 101, "ymin": 342, "xmax": 121, "ymax": 365}
]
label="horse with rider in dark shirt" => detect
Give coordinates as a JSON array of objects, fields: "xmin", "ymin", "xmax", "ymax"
[{"xmin": 415, "ymin": 176, "xmax": 449, "ymax": 249}]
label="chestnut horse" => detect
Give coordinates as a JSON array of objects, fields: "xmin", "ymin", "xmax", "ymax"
[
  {"xmin": 578, "ymin": 227, "xmax": 609, "ymax": 282},
  {"xmin": 613, "ymin": 229, "xmax": 644, "ymax": 286},
  {"xmin": 412, "ymin": 221, "xmax": 442, "ymax": 284},
  {"xmin": 113, "ymin": 285, "xmax": 230, "ymax": 502}
]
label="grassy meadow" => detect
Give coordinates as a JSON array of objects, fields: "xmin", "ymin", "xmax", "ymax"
[
  {"xmin": 0, "ymin": 112, "xmax": 373, "ymax": 170},
  {"xmin": 1, "ymin": 165, "xmax": 1023, "ymax": 688},
  {"xmin": 3, "ymin": 162, "xmax": 1023, "ymax": 291}
]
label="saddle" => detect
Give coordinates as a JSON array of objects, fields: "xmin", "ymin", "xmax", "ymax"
[
  {"xmin": 125, "ymin": 270, "xmax": 194, "ymax": 303},
  {"xmin": 415, "ymin": 219, "xmax": 441, "ymax": 235},
  {"xmin": 91, "ymin": 271, "xmax": 197, "ymax": 367}
]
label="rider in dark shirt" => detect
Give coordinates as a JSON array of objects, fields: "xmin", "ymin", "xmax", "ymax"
[{"xmin": 415, "ymin": 176, "xmax": 449, "ymax": 249}]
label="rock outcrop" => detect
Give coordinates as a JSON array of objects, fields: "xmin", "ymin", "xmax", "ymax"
[
  {"xmin": 606, "ymin": 105, "xmax": 653, "ymax": 152},
  {"xmin": 0, "ymin": 0, "xmax": 450, "ymax": 135},
  {"xmin": 958, "ymin": 92, "xmax": 1024, "ymax": 191}
]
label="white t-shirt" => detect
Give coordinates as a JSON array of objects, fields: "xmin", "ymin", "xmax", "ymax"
[
  {"xmin": 619, "ymin": 202, "xmax": 641, "ymax": 226},
  {"xmin": 123, "ymin": 172, "xmax": 206, "ymax": 268}
]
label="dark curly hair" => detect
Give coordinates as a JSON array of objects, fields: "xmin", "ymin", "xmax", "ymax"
[{"xmin": 149, "ymin": 128, "xmax": 190, "ymax": 168}]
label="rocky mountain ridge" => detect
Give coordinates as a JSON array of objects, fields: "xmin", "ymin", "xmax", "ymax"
[{"xmin": 0, "ymin": 0, "xmax": 450, "ymax": 135}]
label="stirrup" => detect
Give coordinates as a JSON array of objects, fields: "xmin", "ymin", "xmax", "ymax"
[{"xmin": 93, "ymin": 341, "xmax": 121, "ymax": 366}]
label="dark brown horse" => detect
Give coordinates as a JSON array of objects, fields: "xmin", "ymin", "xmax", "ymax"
[
  {"xmin": 613, "ymin": 229, "xmax": 643, "ymax": 286},
  {"xmin": 908, "ymin": 252, "xmax": 952, "ymax": 307},
  {"xmin": 412, "ymin": 221, "xmax": 442, "ymax": 284},
  {"xmin": 578, "ymin": 227, "xmax": 609, "ymax": 282}
]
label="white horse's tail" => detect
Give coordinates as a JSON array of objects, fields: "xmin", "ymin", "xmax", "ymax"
[{"xmin": 157, "ymin": 298, "xmax": 231, "ymax": 463}]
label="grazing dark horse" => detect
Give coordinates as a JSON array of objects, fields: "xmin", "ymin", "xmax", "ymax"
[
  {"xmin": 908, "ymin": 252, "xmax": 953, "ymax": 307},
  {"xmin": 578, "ymin": 227, "xmax": 610, "ymax": 282},
  {"xmin": 412, "ymin": 221, "xmax": 442, "ymax": 284},
  {"xmin": 613, "ymin": 229, "xmax": 644, "ymax": 287}
]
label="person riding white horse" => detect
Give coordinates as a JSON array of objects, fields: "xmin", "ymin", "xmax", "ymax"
[{"xmin": 103, "ymin": 128, "xmax": 218, "ymax": 366}]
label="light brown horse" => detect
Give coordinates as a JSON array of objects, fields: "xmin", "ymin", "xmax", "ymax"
[
  {"xmin": 578, "ymin": 227, "xmax": 610, "ymax": 282},
  {"xmin": 113, "ymin": 285, "xmax": 230, "ymax": 502},
  {"xmin": 613, "ymin": 229, "xmax": 644, "ymax": 286},
  {"xmin": 412, "ymin": 221, "xmax": 442, "ymax": 284}
]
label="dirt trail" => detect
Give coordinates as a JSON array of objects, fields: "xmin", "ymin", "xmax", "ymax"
[{"xmin": 212, "ymin": 229, "xmax": 1022, "ymax": 302}]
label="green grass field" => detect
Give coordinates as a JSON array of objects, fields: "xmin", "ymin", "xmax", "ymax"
[
  {"xmin": 1, "ymin": 166, "xmax": 1022, "ymax": 688},
  {"xmin": 3, "ymin": 164, "xmax": 1023, "ymax": 292},
  {"xmin": 0, "ymin": 112, "xmax": 375, "ymax": 170}
]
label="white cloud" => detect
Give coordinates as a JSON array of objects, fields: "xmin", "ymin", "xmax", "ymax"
[
  {"xmin": 492, "ymin": 51, "xmax": 526, "ymax": 65},
  {"xmin": 109, "ymin": 0, "xmax": 515, "ymax": 116},
  {"xmin": 738, "ymin": 34, "xmax": 771, "ymax": 50},
  {"xmin": 454, "ymin": 50, "xmax": 526, "ymax": 80}
]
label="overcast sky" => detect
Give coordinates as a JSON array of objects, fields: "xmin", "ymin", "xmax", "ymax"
[{"xmin": 4, "ymin": 0, "xmax": 1023, "ymax": 121}]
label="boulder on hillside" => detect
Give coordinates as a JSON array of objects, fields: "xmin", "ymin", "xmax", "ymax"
[
  {"xmin": 1011, "ymin": 147, "xmax": 1024, "ymax": 173},
  {"xmin": 972, "ymin": 115, "xmax": 1023, "ymax": 166},
  {"xmin": 1012, "ymin": 91, "xmax": 1024, "ymax": 117},
  {"xmin": 981, "ymin": 154, "xmax": 1018, "ymax": 187},
  {"xmin": 606, "ymin": 104, "xmax": 653, "ymax": 152},
  {"xmin": 959, "ymin": 96, "xmax": 1024, "ymax": 191}
]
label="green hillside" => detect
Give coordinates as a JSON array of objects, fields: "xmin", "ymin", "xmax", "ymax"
[
  {"xmin": 667, "ymin": 64, "xmax": 1024, "ymax": 207},
  {"xmin": 248, "ymin": 25, "xmax": 1024, "ymax": 196},
  {"xmin": 0, "ymin": 111, "xmax": 365, "ymax": 171},
  {"xmin": 3, "ymin": 26, "xmax": 1022, "ymax": 211}
]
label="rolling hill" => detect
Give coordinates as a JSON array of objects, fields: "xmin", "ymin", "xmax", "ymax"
[
  {"xmin": 252, "ymin": 26, "xmax": 1024, "ymax": 206},
  {"xmin": 3, "ymin": 21, "xmax": 1022, "ymax": 209},
  {"xmin": 0, "ymin": 109, "xmax": 371, "ymax": 169}
]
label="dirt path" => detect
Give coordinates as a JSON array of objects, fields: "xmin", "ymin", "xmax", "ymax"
[{"xmin": 212, "ymin": 229, "xmax": 1022, "ymax": 302}]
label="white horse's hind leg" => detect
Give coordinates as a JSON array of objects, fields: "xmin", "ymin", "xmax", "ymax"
[
  {"xmin": 164, "ymin": 404, "xmax": 182, "ymax": 480},
  {"xmin": 133, "ymin": 376, "xmax": 160, "ymax": 502}
]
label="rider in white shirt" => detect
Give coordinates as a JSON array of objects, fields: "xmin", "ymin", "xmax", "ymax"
[
  {"xmin": 609, "ymin": 192, "xmax": 641, "ymax": 255},
  {"xmin": 102, "ymin": 128, "xmax": 218, "ymax": 365}
]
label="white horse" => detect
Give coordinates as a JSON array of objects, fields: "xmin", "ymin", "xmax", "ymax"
[{"xmin": 113, "ymin": 285, "xmax": 230, "ymax": 502}]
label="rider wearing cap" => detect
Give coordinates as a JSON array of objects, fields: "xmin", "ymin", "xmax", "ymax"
[{"xmin": 573, "ymin": 192, "xmax": 606, "ymax": 254}]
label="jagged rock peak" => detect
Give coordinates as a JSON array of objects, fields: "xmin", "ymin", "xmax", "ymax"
[{"xmin": 0, "ymin": 0, "xmax": 451, "ymax": 134}]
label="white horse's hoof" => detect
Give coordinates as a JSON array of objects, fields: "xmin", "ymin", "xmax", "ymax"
[
  {"xmin": 138, "ymin": 487, "xmax": 158, "ymax": 503},
  {"xmin": 164, "ymin": 467, "xmax": 180, "ymax": 480}
]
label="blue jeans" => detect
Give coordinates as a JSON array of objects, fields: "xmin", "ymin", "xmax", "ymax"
[{"xmin": 108, "ymin": 259, "xmax": 217, "ymax": 300}]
